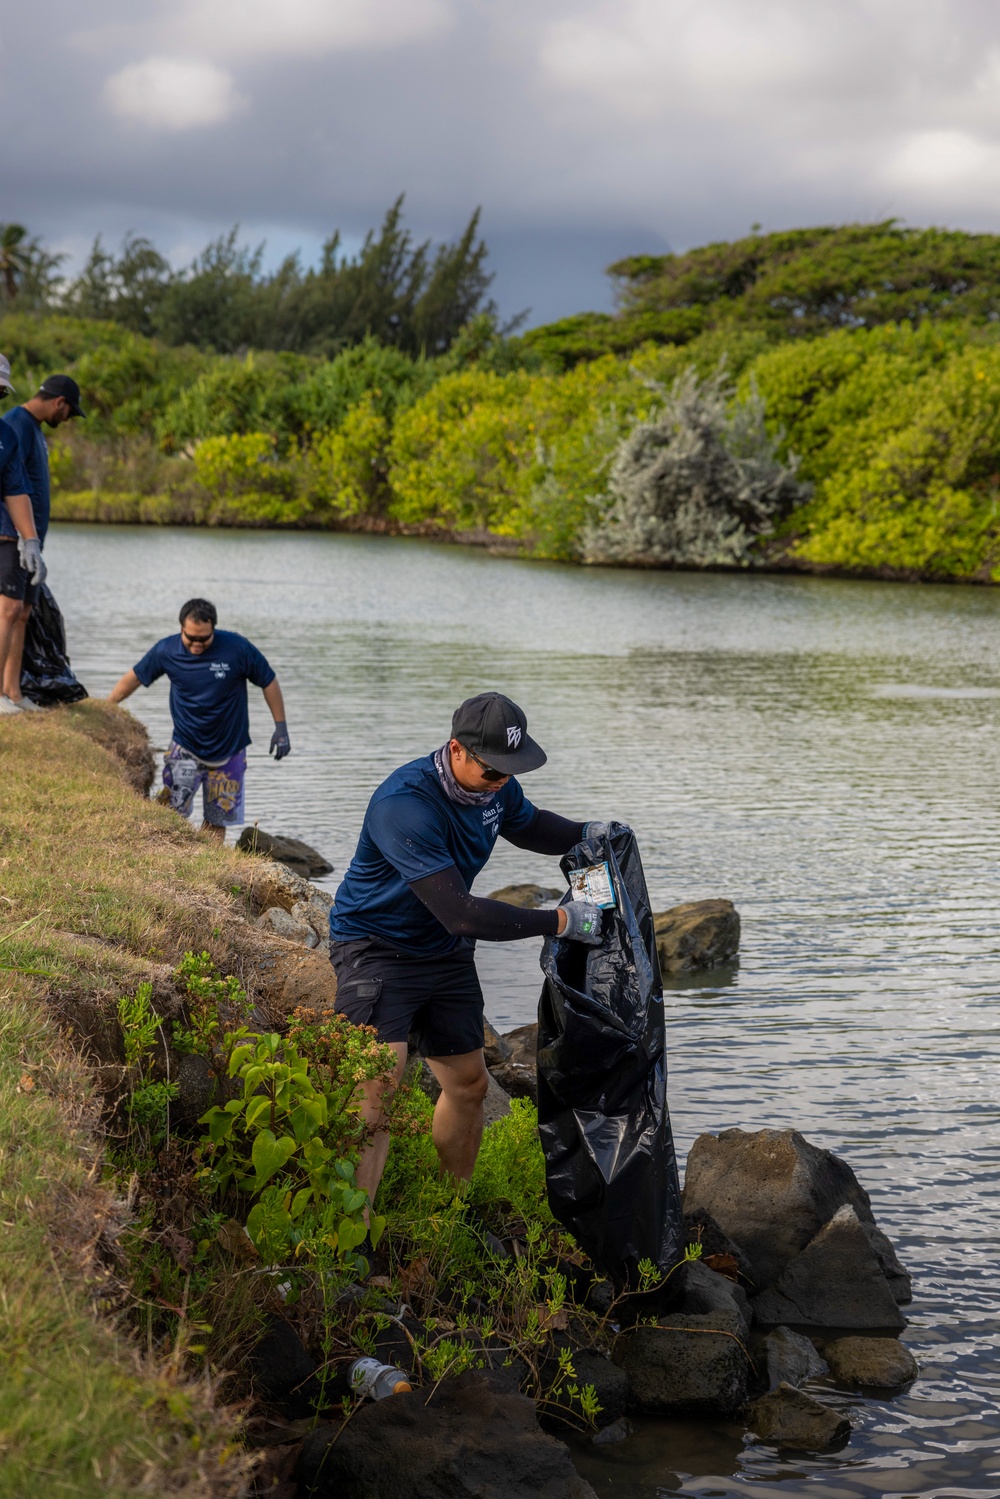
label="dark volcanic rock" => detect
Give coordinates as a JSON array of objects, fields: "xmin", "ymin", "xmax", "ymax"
[
  {"xmin": 760, "ymin": 1326, "xmax": 829, "ymax": 1390},
  {"xmin": 483, "ymin": 1018, "xmax": 513, "ymax": 1070},
  {"xmin": 249, "ymin": 1314, "xmax": 324, "ymax": 1418},
  {"xmin": 823, "ymin": 1335, "xmax": 918, "ymax": 1388},
  {"xmin": 487, "ymin": 882, "xmax": 562, "ymax": 908},
  {"xmin": 679, "ymin": 1260, "xmax": 751, "ymax": 1336},
  {"xmin": 682, "ymin": 1127, "xmax": 903, "ymax": 1293},
  {"xmin": 495, "ymin": 1022, "xmax": 538, "ymax": 1102},
  {"xmin": 295, "ymin": 1370, "xmax": 597, "ymax": 1498},
  {"xmin": 683, "ymin": 1208, "xmax": 755, "ymax": 1285},
  {"xmin": 654, "ymin": 899, "xmax": 740, "ymax": 973},
  {"xmin": 614, "ymin": 1310, "xmax": 749, "ymax": 1416},
  {"xmin": 747, "ymin": 1382, "xmax": 851, "ymax": 1450},
  {"xmin": 237, "ymin": 826, "xmax": 334, "ymax": 878},
  {"xmin": 751, "ymin": 1206, "xmax": 906, "ymax": 1330}
]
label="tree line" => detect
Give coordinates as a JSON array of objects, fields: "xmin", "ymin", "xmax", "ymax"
[{"xmin": 0, "ymin": 198, "xmax": 495, "ymax": 358}]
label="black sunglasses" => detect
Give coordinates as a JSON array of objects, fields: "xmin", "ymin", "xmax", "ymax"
[
  {"xmin": 181, "ymin": 626, "xmax": 214, "ymax": 644},
  {"xmin": 461, "ymin": 744, "xmax": 508, "ymax": 783}
]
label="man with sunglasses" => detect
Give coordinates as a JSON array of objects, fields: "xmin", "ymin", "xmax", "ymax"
[
  {"xmin": 0, "ymin": 356, "xmax": 53, "ymax": 714},
  {"xmin": 330, "ymin": 690, "xmax": 605, "ymax": 1216},
  {"xmin": 106, "ymin": 598, "xmax": 290, "ymax": 840}
]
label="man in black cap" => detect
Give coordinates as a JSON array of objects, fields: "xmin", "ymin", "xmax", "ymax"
[
  {"xmin": 329, "ymin": 691, "xmax": 605, "ymax": 1211},
  {"xmin": 0, "ymin": 374, "xmax": 84, "ymax": 709}
]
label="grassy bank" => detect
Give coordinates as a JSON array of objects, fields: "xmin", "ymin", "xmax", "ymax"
[{"xmin": 0, "ymin": 702, "xmax": 256, "ymax": 1495}]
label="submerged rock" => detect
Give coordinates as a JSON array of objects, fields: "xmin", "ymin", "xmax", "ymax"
[
  {"xmin": 682, "ymin": 1127, "xmax": 909, "ymax": 1299},
  {"xmin": 295, "ymin": 1370, "xmax": 597, "ymax": 1498},
  {"xmin": 237, "ymin": 826, "xmax": 334, "ymax": 878},
  {"xmin": 654, "ymin": 899, "xmax": 740, "ymax": 973},
  {"xmin": 760, "ymin": 1326, "xmax": 829, "ymax": 1390},
  {"xmin": 747, "ymin": 1382, "xmax": 851, "ymax": 1450},
  {"xmin": 823, "ymin": 1335, "xmax": 918, "ymax": 1388},
  {"xmin": 614, "ymin": 1309, "xmax": 750, "ymax": 1416},
  {"xmin": 487, "ymin": 882, "xmax": 562, "ymax": 908},
  {"xmin": 751, "ymin": 1205, "xmax": 906, "ymax": 1330}
]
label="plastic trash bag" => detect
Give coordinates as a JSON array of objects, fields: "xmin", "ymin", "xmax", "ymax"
[
  {"xmin": 21, "ymin": 584, "xmax": 88, "ymax": 705},
  {"xmin": 537, "ymin": 822, "xmax": 683, "ymax": 1287}
]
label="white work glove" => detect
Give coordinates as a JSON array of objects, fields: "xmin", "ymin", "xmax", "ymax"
[
  {"xmin": 17, "ymin": 537, "xmax": 46, "ymax": 587},
  {"xmin": 561, "ymin": 900, "xmax": 604, "ymax": 944}
]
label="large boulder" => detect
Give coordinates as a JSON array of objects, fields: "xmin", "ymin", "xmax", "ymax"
[
  {"xmin": 746, "ymin": 1383, "xmax": 851, "ymax": 1450},
  {"xmin": 483, "ymin": 1018, "xmax": 512, "ymax": 1070},
  {"xmin": 682, "ymin": 1127, "xmax": 908, "ymax": 1298},
  {"xmin": 654, "ymin": 899, "xmax": 740, "ymax": 974},
  {"xmin": 614, "ymin": 1309, "xmax": 749, "ymax": 1416},
  {"xmin": 243, "ymin": 859, "xmax": 319, "ymax": 916},
  {"xmin": 751, "ymin": 1206, "xmax": 906, "ymax": 1330},
  {"xmin": 823, "ymin": 1336, "xmax": 918, "ymax": 1389},
  {"xmin": 295, "ymin": 1371, "xmax": 597, "ymax": 1498},
  {"xmin": 759, "ymin": 1326, "xmax": 829, "ymax": 1390},
  {"xmin": 237, "ymin": 827, "xmax": 334, "ymax": 878},
  {"xmin": 256, "ymin": 906, "xmax": 316, "ymax": 945}
]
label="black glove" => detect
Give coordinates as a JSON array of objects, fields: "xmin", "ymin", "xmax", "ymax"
[
  {"xmin": 561, "ymin": 900, "xmax": 604, "ymax": 945},
  {"xmin": 269, "ymin": 722, "xmax": 291, "ymax": 760}
]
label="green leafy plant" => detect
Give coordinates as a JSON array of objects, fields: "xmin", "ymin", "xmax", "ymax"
[{"xmin": 117, "ymin": 981, "xmax": 177, "ymax": 1153}]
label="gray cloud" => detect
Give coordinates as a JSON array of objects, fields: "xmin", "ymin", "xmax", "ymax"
[{"xmin": 3, "ymin": 1, "xmax": 1000, "ymax": 324}]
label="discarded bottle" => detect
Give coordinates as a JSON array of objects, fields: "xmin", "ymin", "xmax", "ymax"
[{"xmin": 348, "ymin": 1357, "xmax": 412, "ymax": 1400}]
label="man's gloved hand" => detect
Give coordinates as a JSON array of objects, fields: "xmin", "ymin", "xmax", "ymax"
[
  {"xmin": 269, "ymin": 722, "xmax": 291, "ymax": 760},
  {"xmin": 560, "ymin": 900, "xmax": 604, "ymax": 944},
  {"xmin": 17, "ymin": 537, "xmax": 46, "ymax": 587},
  {"xmin": 583, "ymin": 821, "xmax": 609, "ymax": 840}
]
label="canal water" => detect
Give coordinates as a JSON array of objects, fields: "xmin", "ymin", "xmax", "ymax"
[{"xmin": 50, "ymin": 523, "xmax": 1000, "ymax": 1497}]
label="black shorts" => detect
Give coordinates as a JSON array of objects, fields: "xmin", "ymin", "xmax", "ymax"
[
  {"xmin": 0, "ymin": 539, "xmax": 38, "ymax": 605},
  {"xmin": 330, "ymin": 938, "xmax": 485, "ymax": 1057}
]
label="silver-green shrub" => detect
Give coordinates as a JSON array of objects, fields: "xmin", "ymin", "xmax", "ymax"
[{"xmin": 583, "ymin": 366, "xmax": 809, "ymax": 566}]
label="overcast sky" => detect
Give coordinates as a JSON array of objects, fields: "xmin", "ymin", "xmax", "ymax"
[{"xmin": 4, "ymin": 1, "xmax": 1000, "ymax": 326}]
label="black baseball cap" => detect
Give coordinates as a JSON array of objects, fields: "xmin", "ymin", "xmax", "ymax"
[
  {"xmin": 451, "ymin": 692, "xmax": 547, "ymax": 775},
  {"xmin": 38, "ymin": 374, "xmax": 85, "ymax": 417}
]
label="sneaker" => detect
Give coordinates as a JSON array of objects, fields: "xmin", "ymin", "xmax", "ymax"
[
  {"xmin": 13, "ymin": 697, "xmax": 44, "ymax": 711},
  {"xmin": 0, "ymin": 695, "xmax": 22, "ymax": 715}
]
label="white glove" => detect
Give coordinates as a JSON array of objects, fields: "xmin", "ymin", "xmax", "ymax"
[
  {"xmin": 17, "ymin": 537, "xmax": 46, "ymax": 587},
  {"xmin": 561, "ymin": 900, "xmax": 604, "ymax": 945}
]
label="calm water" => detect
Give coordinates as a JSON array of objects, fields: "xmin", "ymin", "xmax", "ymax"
[{"xmin": 50, "ymin": 524, "xmax": 1000, "ymax": 1498}]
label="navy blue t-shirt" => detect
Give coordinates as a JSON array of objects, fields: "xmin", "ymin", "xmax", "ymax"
[
  {"xmin": 0, "ymin": 408, "xmax": 49, "ymax": 542},
  {"xmin": 0, "ymin": 419, "xmax": 30, "ymax": 536},
  {"xmin": 133, "ymin": 629, "xmax": 275, "ymax": 762},
  {"xmin": 330, "ymin": 755, "xmax": 538, "ymax": 954}
]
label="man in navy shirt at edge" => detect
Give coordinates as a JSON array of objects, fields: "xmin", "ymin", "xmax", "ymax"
[
  {"xmin": 106, "ymin": 598, "xmax": 291, "ymax": 841},
  {"xmin": 330, "ymin": 690, "xmax": 607, "ymax": 1223},
  {"xmin": 0, "ymin": 356, "xmax": 58, "ymax": 715}
]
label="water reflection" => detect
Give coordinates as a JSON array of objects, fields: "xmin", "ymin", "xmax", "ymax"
[{"xmin": 47, "ymin": 525, "xmax": 1000, "ymax": 1497}]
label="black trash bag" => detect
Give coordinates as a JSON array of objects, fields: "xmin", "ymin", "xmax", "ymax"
[
  {"xmin": 21, "ymin": 584, "xmax": 88, "ymax": 705},
  {"xmin": 537, "ymin": 822, "xmax": 683, "ymax": 1288}
]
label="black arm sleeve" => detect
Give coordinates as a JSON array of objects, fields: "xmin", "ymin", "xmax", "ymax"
[
  {"xmin": 502, "ymin": 808, "xmax": 586, "ymax": 858},
  {"xmin": 408, "ymin": 865, "xmax": 560, "ymax": 942}
]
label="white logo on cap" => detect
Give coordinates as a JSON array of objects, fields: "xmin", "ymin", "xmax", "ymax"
[{"xmin": 507, "ymin": 725, "xmax": 522, "ymax": 748}]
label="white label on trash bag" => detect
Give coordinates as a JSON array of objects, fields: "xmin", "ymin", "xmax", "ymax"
[{"xmin": 569, "ymin": 862, "xmax": 616, "ymax": 908}]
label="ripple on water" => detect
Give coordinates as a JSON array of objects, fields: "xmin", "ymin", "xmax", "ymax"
[{"xmin": 47, "ymin": 526, "xmax": 1000, "ymax": 1497}]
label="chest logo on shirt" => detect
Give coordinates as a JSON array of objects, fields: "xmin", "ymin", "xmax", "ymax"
[
  {"xmin": 482, "ymin": 805, "xmax": 500, "ymax": 836},
  {"xmin": 209, "ymin": 661, "xmax": 231, "ymax": 680}
]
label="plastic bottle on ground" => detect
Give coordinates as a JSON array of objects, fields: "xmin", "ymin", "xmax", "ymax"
[{"xmin": 348, "ymin": 1356, "xmax": 412, "ymax": 1399}]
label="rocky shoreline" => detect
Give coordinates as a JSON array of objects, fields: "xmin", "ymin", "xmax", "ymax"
[{"xmin": 236, "ymin": 849, "xmax": 916, "ymax": 1495}]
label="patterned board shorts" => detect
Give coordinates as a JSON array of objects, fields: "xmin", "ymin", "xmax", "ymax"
[{"xmin": 160, "ymin": 742, "xmax": 246, "ymax": 827}]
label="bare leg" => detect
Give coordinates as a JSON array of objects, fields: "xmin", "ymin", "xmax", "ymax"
[
  {"xmin": 354, "ymin": 1042, "xmax": 408, "ymax": 1217},
  {"xmin": 0, "ymin": 595, "xmax": 22, "ymax": 696},
  {"xmin": 200, "ymin": 822, "xmax": 226, "ymax": 843},
  {"xmin": 425, "ymin": 1049, "xmax": 490, "ymax": 1182},
  {"xmin": 2, "ymin": 602, "xmax": 30, "ymax": 701}
]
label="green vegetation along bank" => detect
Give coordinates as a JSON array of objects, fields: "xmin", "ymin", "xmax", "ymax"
[
  {"xmin": 0, "ymin": 702, "xmax": 632, "ymax": 1495},
  {"xmin": 8, "ymin": 221, "xmax": 1000, "ymax": 582}
]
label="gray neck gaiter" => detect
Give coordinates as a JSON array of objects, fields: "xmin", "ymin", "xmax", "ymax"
[{"xmin": 433, "ymin": 743, "xmax": 497, "ymax": 809}]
